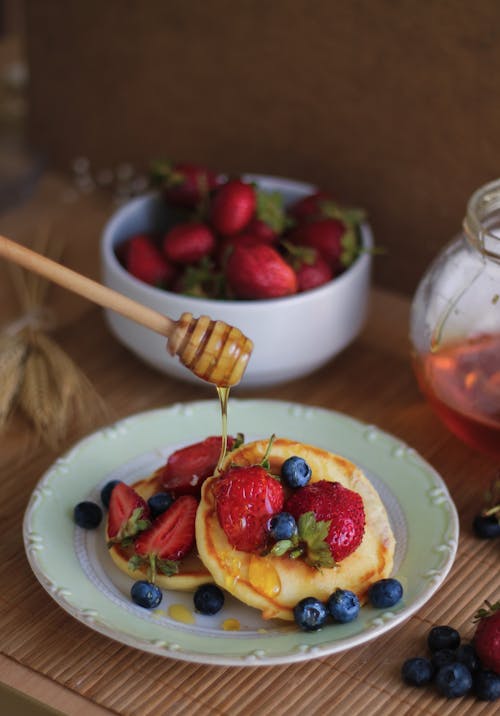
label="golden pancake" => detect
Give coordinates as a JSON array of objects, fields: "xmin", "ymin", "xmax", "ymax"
[
  {"xmin": 107, "ymin": 471, "xmax": 213, "ymax": 590},
  {"xmin": 196, "ymin": 438, "xmax": 395, "ymax": 621}
]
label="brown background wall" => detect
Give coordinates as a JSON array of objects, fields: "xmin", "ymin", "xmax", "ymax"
[{"xmin": 23, "ymin": 0, "xmax": 500, "ymax": 294}]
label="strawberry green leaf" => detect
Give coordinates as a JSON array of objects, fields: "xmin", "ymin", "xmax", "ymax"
[
  {"xmin": 256, "ymin": 190, "xmax": 286, "ymax": 233},
  {"xmin": 298, "ymin": 511, "xmax": 335, "ymax": 569},
  {"xmin": 474, "ymin": 600, "xmax": 500, "ymax": 621},
  {"xmin": 157, "ymin": 558, "xmax": 180, "ymax": 577},
  {"xmin": 340, "ymin": 226, "xmax": 360, "ymax": 268},
  {"xmin": 107, "ymin": 507, "xmax": 151, "ymax": 548},
  {"xmin": 127, "ymin": 554, "xmax": 145, "ymax": 572}
]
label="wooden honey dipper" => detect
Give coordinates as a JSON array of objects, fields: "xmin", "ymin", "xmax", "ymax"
[{"xmin": 0, "ymin": 235, "xmax": 253, "ymax": 387}]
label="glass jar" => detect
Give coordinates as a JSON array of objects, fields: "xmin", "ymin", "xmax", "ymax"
[{"xmin": 410, "ymin": 178, "xmax": 500, "ymax": 456}]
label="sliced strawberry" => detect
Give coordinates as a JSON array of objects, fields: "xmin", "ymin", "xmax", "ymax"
[
  {"xmin": 214, "ymin": 465, "xmax": 284, "ymax": 552},
  {"xmin": 134, "ymin": 495, "xmax": 197, "ymax": 562},
  {"xmin": 107, "ymin": 482, "xmax": 150, "ymax": 543},
  {"xmin": 160, "ymin": 435, "xmax": 238, "ymax": 497}
]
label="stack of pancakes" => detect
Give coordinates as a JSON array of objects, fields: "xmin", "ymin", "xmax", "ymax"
[{"xmin": 108, "ymin": 438, "xmax": 395, "ymax": 621}]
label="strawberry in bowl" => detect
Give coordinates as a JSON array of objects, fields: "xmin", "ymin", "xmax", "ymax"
[{"xmin": 101, "ymin": 170, "xmax": 373, "ymax": 387}]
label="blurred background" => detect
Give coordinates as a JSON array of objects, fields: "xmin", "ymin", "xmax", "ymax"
[{"xmin": 2, "ymin": 0, "xmax": 500, "ymax": 294}]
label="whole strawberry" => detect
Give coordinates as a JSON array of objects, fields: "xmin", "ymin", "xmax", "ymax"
[
  {"xmin": 210, "ymin": 179, "xmax": 256, "ymax": 236},
  {"xmin": 151, "ymin": 160, "xmax": 219, "ymax": 208},
  {"xmin": 288, "ymin": 191, "xmax": 337, "ymax": 223},
  {"xmin": 215, "ymin": 231, "xmax": 273, "ymax": 268},
  {"xmin": 226, "ymin": 243, "xmax": 298, "ymax": 299},
  {"xmin": 283, "ymin": 242, "xmax": 333, "ymax": 292},
  {"xmin": 285, "ymin": 480, "xmax": 365, "ymax": 563},
  {"xmin": 474, "ymin": 601, "xmax": 500, "ymax": 674},
  {"xmin": 163, "ymin": 221, "xmax": 216, "ymax": 264},
  {"xmin": 123, "ymin": 234, "xmax": 175, "ymax": 287},
  {"xmin": 214, "ymin": 465, "xmax": 284, "ymax": 552},
  {"xmin": 290, "ymin": 218, "xmax": 348, "ymax": 273},
  {"xmin": 295, "ymin": 251, "xmax": 333, "ymax": 292}
]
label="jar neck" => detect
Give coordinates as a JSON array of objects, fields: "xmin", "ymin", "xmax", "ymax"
[{"xmin": 463, "ymin": 178, "xmax": 500, "ymax": 262}]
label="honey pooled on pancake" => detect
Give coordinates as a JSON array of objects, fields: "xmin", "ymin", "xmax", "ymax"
[{"xmin": 196, "ymin": 438, "xmax": 395, "ymax": 621}]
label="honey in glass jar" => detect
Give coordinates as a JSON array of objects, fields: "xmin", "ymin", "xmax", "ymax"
[{"xmin": 410, "ymin": 179, "xmax": 500, "ymax": 456}]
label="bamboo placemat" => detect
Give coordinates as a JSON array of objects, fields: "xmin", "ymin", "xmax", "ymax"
[
  {"xmin": 0, "ymin": 177, "xmax": 498, "ymax": 714},
  {"xmin": 1, "ymin": 305, "xmax": 497, "ymax": 716}
]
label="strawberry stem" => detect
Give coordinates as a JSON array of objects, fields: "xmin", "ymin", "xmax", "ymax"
[
  {"xmin": 148, "ymin": 553, "xmax": 157, "ymax": 584},
  {"xmin": 260, "ymin": 434, "xmax": 276, "ymax": 471}
]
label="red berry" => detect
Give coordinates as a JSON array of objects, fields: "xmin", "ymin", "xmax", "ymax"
[
  {"xmin": 124, "ymin": 234, "xmax": 175, "ymax": 286},
  {"xmin": 134, "ymin": 495, "xmax": 197, "ymax": 561},
  {"xmin": 285, "ymin": 480, "xmax": 365, "ymax": 562},
  {"xmin": 474, "ymin": 604, "xmax": 500, "ymax": 674},
  {"xmin": 244, "ymin": 217, "xmax": 279, "ymax": 242},
  {"xmin": 225, "ymin": 244, "xmax": 298, "ymax": 299},
  {"xmin": 288, "ymin": 191, "xmax": 336, "ymax": 223},
  {"xmin": 215, "ymin": 232, "xmax": 273, "ymax": 268},
  {"xmin": 290, "ymin": 218, "xmax": 346, "ymax": 272},
  {"xmin": 210, "ymin": 179, "xmax": 256, "ymax": 236},
  {"xmin": 294, "ymin": 249, "xmax": 333, "ymax": 292},
  {"xmin": 163, "ymin": 222, "xmax": 216, "ymax": 264},
  {"xmin": 107, "ymin": 482, "xmax": 150, "ymax": 542},
  {"xmin": 154, "ymin": 161, "xmax": 220, "ymax": 208},
  {"xmin": 214, "ymin": 465, "xmax": 284, "ymax": 552},
  {"xmin": 160, "ymin": 435, "xmax": 237, "ymax": 497}
]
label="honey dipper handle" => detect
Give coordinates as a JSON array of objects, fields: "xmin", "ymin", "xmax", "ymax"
[{"xmin": 0, "ymin": 234, "xmax": 176, "ymax": 337}]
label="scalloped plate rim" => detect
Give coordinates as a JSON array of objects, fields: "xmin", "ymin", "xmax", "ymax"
[{"xmin": 23, "ymin": 399, "xmax": 459, "ymax": 666}]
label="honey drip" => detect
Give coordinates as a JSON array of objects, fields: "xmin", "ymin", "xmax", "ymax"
[{"xmin": 215, "ymin": 385, "xmax": 230, "ymax": 474}]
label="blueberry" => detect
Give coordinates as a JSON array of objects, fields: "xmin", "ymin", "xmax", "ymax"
[
  {"xmin": 130, "ymin": 580, "xmax": 162, "ymax": 609},
  {"xmin": 268, "ymin": 512, "xmax": 298, "ymax": 541},
  {"xmin": 147, "ymin": 492, "xmax": 174, "ymax": 518},
  {"xmin": 193, "ymin": 584, "xmax": 225, "ymax": 615},
  {"xmin": 427, "ymin": 625, "xmax": 461, "ymax": 652},
  {"xmin": 401, "ymin": 657, "xmax": 435, "ymax": 687},
  {"xmin": 281, "ymin": 456, "xmax": 312, "ymax": 489},
  {"xmin": 368, "ymin": 578, "xmax": 403, "ymax": 608},
  {"xmin": 327, "ymin": 589, "xmax": 360, "ymax": 623},
  {"xmin": 473, "ymin": 514, "xmax": 500, "ymax": 539},
  {"xmin": 100, "ymin": 480, "xmax": 121, "ymax": 509},
  {"xmin": 293, "ymin": 597, "xmax": 328, "ymax": 631},
  {"xmin": 455, "ymin": 643, "xmax": 480, "ymax": 672},
  {"xmin": 73, "ymin": 501, "xmax": 103, "ymax": 529},
  {"xmin": 431, "ymin": 648, "xmax": 457, "ymax": 670},
  {"xmin": 435, "ymin": 662, "xmax": 472, "ymax": 698},
  {"xmin": 474, "ymin": 670, "xmax": 500, "ymax": 701}
]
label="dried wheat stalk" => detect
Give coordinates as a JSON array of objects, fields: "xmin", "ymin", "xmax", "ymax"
[{"xmin": 0, "ymin": 232, "xmax": 107, "ymax": 449}]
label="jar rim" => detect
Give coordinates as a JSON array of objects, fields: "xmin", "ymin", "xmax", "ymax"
[{"xmin": 464, "ymin": 178, "xmax": 500, "ymax": 260}]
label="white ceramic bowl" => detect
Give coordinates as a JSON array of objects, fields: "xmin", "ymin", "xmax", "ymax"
[{"xmin": 101, "ymin": 175, "xmax": 373, "ymax": 388}]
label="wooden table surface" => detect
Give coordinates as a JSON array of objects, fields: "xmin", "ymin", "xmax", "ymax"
[{"xmin": 0, "ymin": 175, "xmax": 498, "ymax": 715}]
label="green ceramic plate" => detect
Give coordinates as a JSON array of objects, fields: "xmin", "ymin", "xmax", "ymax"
[{"xmin": 24, "ymin": 399, "xmax": 459, "ymax": 666}]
